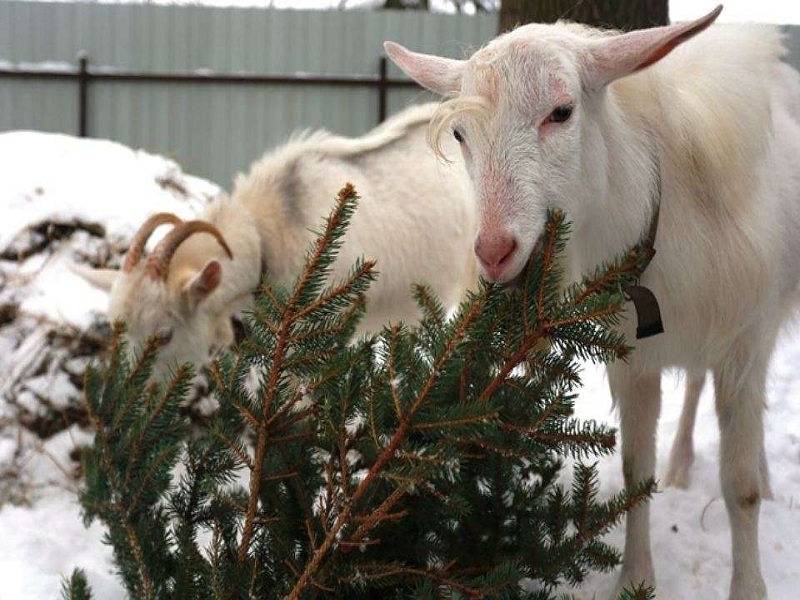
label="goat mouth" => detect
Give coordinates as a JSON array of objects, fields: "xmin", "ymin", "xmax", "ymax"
[{"xmin": 499, "ymin": 237, "xmax": 544, "ymax": 290}]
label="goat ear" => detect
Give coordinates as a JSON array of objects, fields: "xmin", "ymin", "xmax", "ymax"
[
  {"xmin": 69, "ymin": 262, "xmax": 118, "ymax": 292},
  {"xmin": 185, "ymin": 260, "xmax": 222, "ymax": 308},
  {"xmin": 384, "ymin": 41, "xmax": 465, "ymax": 96},
  {"xmin": 583, "ymin": 5, "xmax": 722, "ymax": 91}
]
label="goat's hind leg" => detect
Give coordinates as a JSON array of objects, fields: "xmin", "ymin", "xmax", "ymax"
[
  {"xmin": 662, "ymin": 370, "xmax": 773, "ymax": 498},
  {"xmin": 663, "ymin": 370, "xmax": 705, "ymax": 488}
]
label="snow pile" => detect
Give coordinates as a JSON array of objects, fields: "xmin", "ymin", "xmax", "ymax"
[{"xmin": 0, "ymin": 131, "xmax": 221, "ymax": 506}]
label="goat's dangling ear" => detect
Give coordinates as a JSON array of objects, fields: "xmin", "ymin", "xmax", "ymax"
[
  {"xmin": 583, "ymin": 5, "xmax": 722, "ymax": 91},
  {"xmin": 69, "ymin": 263, "xmax": 119, "ymax": 292},
  {"xmin": 185, "ymin": 260, "xmax": 222, "ymax": 308},
  {"xmin": 384, "ymin": 41, "xmax": 465, "ymax": 96}
]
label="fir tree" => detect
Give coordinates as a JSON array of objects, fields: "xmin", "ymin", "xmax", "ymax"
[{"xmin": 67, "ymin": 184, "xmax": 655, "ymax": 599}]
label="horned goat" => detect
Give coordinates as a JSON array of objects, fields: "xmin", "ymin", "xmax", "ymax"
[
  {"xmin": 80, "ymin": 104, "xmax": 477, "ymax": 379},
  {"xmin": 385, "ymin": 6, "xmax": 797, "ymax": 599}
]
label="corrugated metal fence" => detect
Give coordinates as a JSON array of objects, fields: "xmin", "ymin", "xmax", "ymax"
[{"xmin": 0, "ymin": 1, "xmax": 497, "ymax": 187}]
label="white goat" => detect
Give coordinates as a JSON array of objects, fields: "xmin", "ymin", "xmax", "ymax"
[
  {"xmin": 386, "ymin": 6, "xmax": 800, "ymax": 599},
  {"xmin": 81, "ymin": 104, "xmax": 477, "ymax": 378}
]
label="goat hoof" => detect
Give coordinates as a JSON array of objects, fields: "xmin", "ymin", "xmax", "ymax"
[
  {"xmin": 663, "ymin": 456, "xmax": 693, "ymax": 489},
  {"xmin": 662, "ymin": 469, "xmax": 690, "ymax": 489},
  {"xmin": 728, "ymin": 575, "xmax": 767, "ymax": 600}
]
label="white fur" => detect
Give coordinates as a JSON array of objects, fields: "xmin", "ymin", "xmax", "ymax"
[
  {"xmin": 89, "ymin": 103, "xmax": 477, "ymax": 379},
  {"xmin": 663, "ymin": 371, "xmax": 775, "ymax": 498},
  {"xmin": 386, "ymin": 10, "xmax": 800, "ymax": 600}
]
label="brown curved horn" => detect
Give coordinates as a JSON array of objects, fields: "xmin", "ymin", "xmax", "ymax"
[
  {"xmin": 145, "ymin": 221, "xmax": 234, "ymax": 281},
  {"xmin": 123, "ymin": 213, "xmax": 183, "ymax": 273}
]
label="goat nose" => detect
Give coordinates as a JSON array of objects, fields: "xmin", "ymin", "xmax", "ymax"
[{"xmin": 474, "ymin": 232, "xmax": 516, "ymax": 270}]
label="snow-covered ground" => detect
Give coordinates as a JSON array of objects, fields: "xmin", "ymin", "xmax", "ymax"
[
  {"xmin": 0, "ymin": 132, "xmax": 798, "ymax": 600},
  {"xmin": 565, "ymin": 351, "xmax": 800, "ymax": 599}
]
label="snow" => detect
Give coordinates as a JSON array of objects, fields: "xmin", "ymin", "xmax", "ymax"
[
  {"xmin": 0, "ymin": 131, "xmax": 798, "ymax": 599},
  {"xmin": 0, "ymin": 496, "xmax": 122, "ymax": 600},
  {"xmin": 559, "ymin": 345, "xmax": 800, "ymax": 599},
  {"xmin": 0, "ymin": 131, "xmax": 216, "ymax": 253}
]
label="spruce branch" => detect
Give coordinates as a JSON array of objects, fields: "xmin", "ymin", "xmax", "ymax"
[
  {"xmin": 237, "ymin": 183, "xmax": 372, "ymax": 565},
  {"xmin": 61, "ymin": 569, "xmax": 93, "ymax": 600},
  {"xmin": 536, "ymin": 210, "xmax": 567, "ymax": 323},
  {"xmin": 287, "ymin": 297, "xmax": 487, "ymax": 599}
]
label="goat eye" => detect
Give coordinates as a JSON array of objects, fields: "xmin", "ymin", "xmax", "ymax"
[
  {"xmin": 453, "ymin": 128, "xmax": 465, "ymax": 143},
  {"xmin": 155, "ymin": 327, "xmax": 173, "ymax": 347},
  {"xmin": 547, "ymin": 105, "xmax": 573, "ymax": 124}
]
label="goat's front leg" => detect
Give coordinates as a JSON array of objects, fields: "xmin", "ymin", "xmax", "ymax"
[
  {"xmin": 608, "ymin": 365, "xmax": 661, "ymax": 597},
  {"xmin": 714, "ymin": 350, "xmax": 770, "ymax": 600},
  {"xmin": 663, "ymin": 371, "xmax": 705, "ymax": 488}
]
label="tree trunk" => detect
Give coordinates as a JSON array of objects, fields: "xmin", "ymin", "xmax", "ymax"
[{"xmin": 500, "ymin": 0, "xmax": 669, "ymax": 33}]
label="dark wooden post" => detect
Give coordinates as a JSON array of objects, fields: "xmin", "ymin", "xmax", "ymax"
[
  {"xmin": 77, "ymin": 51, "xmax": 89, "ymax": 137},
  {"xmin": 500, "ymin": 0, "xmax": 668, "ymax": 32},
  {"xmin": 378, "ymin": 55, "xmax": 388, "ymax": 124}
]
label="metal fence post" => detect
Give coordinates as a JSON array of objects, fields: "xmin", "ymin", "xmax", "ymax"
[
  {"xmin": 77, "ymin": 51, "xmax": 89, "ymax": 137},
  {"xmin": 378, "ymin": 56, "xmax": 388, "ymax": 124}
]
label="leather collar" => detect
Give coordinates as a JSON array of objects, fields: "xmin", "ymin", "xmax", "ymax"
[{"xmin": 622, "ymin": 160, "xmax": 664, "ymax": 339}]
